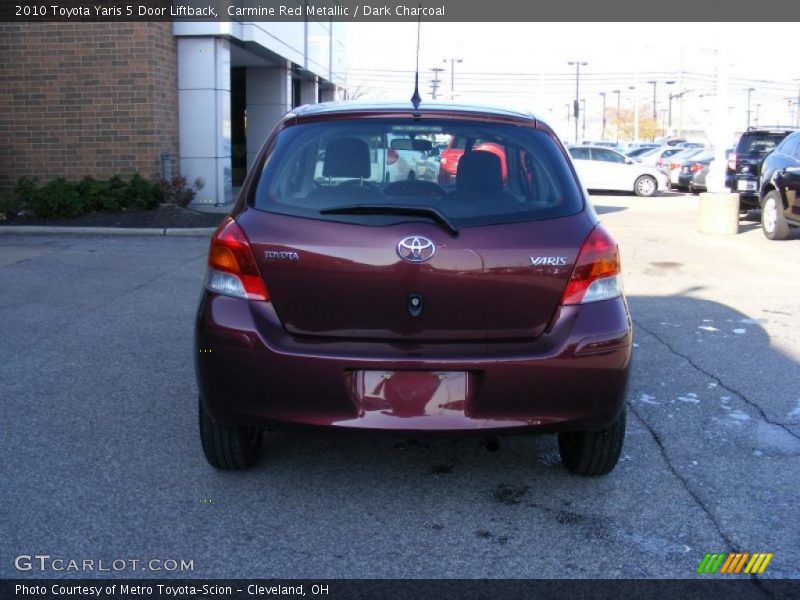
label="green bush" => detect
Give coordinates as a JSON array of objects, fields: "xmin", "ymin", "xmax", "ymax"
[
  {"xmin": 77, "ymin": 176, "xmax": 115, "ymax": 212},
  {"xmin": 127, "ymin": 173, "xmax": 161, "ymax": 210},
  {"xmin": 13, "ymin": 176, "xmax": 38, "ymax": 206},
  {"xmin": 13, "ymin": 173, "xmax": 162, "ymax": 219},
  {"xmin": 31, "ymin": 178, "xmax": 85, "ymax": 219},
  {"xmin": 0, "ymin": 190, "xmax": 24, "ymax": 217}
]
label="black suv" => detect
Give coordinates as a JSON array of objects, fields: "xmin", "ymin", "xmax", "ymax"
[
  {"xmin": 728, "ymin": 127, "xmax": 795, "ymax": 209},
  {"xmin": 759, "ymin": 130, "xmax": 800, "ymax": 240}
]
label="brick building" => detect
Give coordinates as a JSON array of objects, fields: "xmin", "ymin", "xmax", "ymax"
[{"xmin": 0, "ymin": 21, "xmax": 345, "ymax": 205}]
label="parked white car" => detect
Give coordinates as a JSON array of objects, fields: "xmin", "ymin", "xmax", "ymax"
[{"xmin": 568, "ymin": 145, "xmax": 669, "ymax": 196}]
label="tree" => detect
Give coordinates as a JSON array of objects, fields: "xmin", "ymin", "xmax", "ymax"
[
  {"xmin": 607, "ymin": 105, "xmax": 658, "ymax": 142},
  {"xmin": 338, "ymin": 83, "xmax": 370, "ymax": 101}
]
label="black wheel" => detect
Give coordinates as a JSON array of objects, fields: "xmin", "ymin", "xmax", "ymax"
[
  {"xmin": 761, "ymin": 191, "xmax": 790, "ymax": 241},
  {"xmin": 199, "ymin": 397, "xmax": 262, "ymax": 470},
  {"xmin": 634, "ymin": 175, "xmax": 657, "ymax": 197},
  {"xmin": 558, "ymin": 407, "xmax": 626, "ymax": 476}
]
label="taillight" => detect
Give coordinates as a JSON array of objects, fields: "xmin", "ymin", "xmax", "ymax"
[
  {"xmin": 691, "ymin": 163, "xmax": 704, "ymax": 173},
  {"xmin": 205, "ymin": 217, "xmax": 269, "ymax": 301},
  {"xmin": 727, "ymin": 153, "xmax": 737, "ymax": 171},
  {"xmin": 387, "ymin": 148, "xmax": 399, "ymax": 165},
  {"xmin": 669, "ymin": 161, "xmax": 680, "ymax": 170},
  {"xmin": 561, "ymin": 225, "xmax": 622, "ymax": 305}
]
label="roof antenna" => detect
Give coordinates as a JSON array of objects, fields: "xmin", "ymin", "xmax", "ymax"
[{"xmin": 410, "ymin": 5, "xmax": 422, "ymax": 112}]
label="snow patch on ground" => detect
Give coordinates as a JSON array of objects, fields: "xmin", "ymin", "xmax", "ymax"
[
  {"xmin": 728, "ymin": 410, "xmax": 750, "ymax": 422},
  {"xmin": 732, "ymin": 329, "xmax": 747, "ymax": 334},
  {"xmin": 787, "ymin": 400, "xmax": 800, "ymax": 421},
  {"xmin": 754, "ymin": 422, "xmax": 800, "ymax": 455},
  {"xmin": 678, "ymin": 393, "xmax": 700, "ymax": 404},
  {"xmin": 638, "ymin": 393, "xmax": 658, "ymax": 405}
]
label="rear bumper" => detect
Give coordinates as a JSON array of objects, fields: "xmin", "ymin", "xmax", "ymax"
[
  {"xmin": 734, "ymin": 175, "xmax": 759, "ymax": 201},
  {"xmin": 195, "ymin": 295, "xmax": 632, "ymax": 433}
]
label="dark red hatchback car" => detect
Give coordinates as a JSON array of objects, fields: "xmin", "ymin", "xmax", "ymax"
[{"xmin": 195, "ymin": 102, "xmax": 632, "ymax": 476}]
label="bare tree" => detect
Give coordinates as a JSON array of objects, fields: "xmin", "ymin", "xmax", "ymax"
[{"xmin": 338, "ymin": 83, "xmax": 370, "ymax": 101}]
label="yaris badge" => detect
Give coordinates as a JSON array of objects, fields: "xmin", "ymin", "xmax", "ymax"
[{"xmin": 397, "ymin": 236, "xmax": 436, "ymax": 263}]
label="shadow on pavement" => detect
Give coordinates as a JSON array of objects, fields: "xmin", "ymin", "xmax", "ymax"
[{"xmin": 593, "ymin": 205, "xmax": 628, "ymax": 215}]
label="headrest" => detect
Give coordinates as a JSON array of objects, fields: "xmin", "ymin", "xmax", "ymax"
[
  {"xmin": 456, "ymin": 150, "xmax": 503, "ymax": 191},
  {"xmin": 323, "ymin": 137, "xmax": 371, "ymax": 179}
]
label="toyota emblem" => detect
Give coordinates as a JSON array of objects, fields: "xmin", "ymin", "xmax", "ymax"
[{"xmin": 397, "ymin": 236, "xmax": 436, "ymax": 263}]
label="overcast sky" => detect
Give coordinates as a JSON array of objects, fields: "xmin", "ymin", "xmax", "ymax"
[{"xmin": 344, "ymin": 23, "xmax": 800, "ymax": 140}]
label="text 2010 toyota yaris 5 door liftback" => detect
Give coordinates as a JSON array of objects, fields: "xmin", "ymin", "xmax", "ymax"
[{"xmin": 195, "ymin": 102, "xmax": 632, "ymax": 476}]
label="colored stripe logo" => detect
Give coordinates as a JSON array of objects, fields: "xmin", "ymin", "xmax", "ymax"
[{"xmin": 697, "ymin": 552, "xmax": 773, "ymax": 574}]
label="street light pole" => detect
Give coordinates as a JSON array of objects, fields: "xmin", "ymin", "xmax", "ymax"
[
  {"xmin": 745, "ymin": 87, "xmax": 755, "ymax": 129},
  {"xmin": 647, "ymin": 80, "xmax": 658, "ymax": 120},
  {"xmin": 796, "ymin": 80, "xmax": 800, "ymax": 127},
  {"xmin": 443, "ymin": 58, "xmax": 462, "ymax": 101},
  {"xmin": 430, "ymin": 67, "xmax": 445, "ymax": 100},
  {"xmin": 568, "ymin": 60, "xmax": 587, "ymax": 145},
  {"xmin": 755, "ymin": 103, "xmax": 761, "ymax": 126},
  {"xmin": 564, "ymin": 103, "xmax": 570, "ymax": 135},
  {"xmin": 599, "ymin": 92, "xmax": 607, "ymax": 141},
  {"xmin": 668, "ymin": 89, "xmax": 692, "ymax": 137},
  {"xmin": 647, "ymin": 80, "xmax": 674, "ymax": 140},
  {"xmin": 612, "ymin": 89, "xmax": 621, "ymax": 143},
  {"xmin": 580, "ymin": 99, "xmax": 586, "ymax": 141}
]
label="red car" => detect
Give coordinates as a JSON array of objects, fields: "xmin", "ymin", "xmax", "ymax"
[
  {"xmin": 196, "ymin": 101, "xmax": 632, "ymax": 476},
  {"xmin": 439, "ymin": 137, "xmax": 508, "ymax": 185}
]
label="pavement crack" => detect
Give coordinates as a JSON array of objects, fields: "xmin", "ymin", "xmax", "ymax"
[
  {"xmin": 627, "ymin": 404, "xmax": 735, "ymax": 549},
  {"xmin": 634, "ymin": 318, "xmax": 800, "ymax": 443}
]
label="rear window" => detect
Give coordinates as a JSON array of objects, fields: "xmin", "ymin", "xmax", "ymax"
[
  {"xmin": 736, "ymin": 132, "xmax": 790, "ymax": 155},
  {"xmin": 252, "ymin": 119, "xmax": 583, "ymax": 229}
]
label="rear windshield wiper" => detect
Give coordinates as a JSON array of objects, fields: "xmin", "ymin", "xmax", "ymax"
[{"xmin": 320, "ymin": 204, "xmax": 459, "ymax": 236}]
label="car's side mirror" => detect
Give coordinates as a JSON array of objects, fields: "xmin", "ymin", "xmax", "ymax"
[{"xmin": 625, "ymin": 158, "xmax": 634, "ymax": 165}]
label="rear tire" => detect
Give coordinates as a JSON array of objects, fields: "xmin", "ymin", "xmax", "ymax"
[
  {"xmin": 199, "ymin": 397, "xmax": 262, "ymax": 470},
  {"xmin": 634, "ymin": 175, "xmax": 657, "ymax": 197},
  {"xmin": 761, "ymin": 191, "xmax": 790, "ymax": 240},
  {"xmin": 558, "ymin": 407, "xmax": 626, "ymax": 476}
]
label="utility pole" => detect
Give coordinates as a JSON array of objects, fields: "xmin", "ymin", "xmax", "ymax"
[
  {"xmin": 568, "ymin": 60, "xmax": 587, "ymax": 145},
  {"xmin": 668, "ymin": 89, "xmax": 692, "ymax": 136},
  {"xmin": 430, "ymin": 67, "xmax": 445, "ymax": 100},
  {"xmin": 443, "ymin": 58, "xmax": 462, "ymax": 101},
  {"xmin": 796, "ymin": 80, "xmax": 800, "ymax": 127},
  {"xmin": 678, "ymin": 46, "xmax": 685, "ymax": 139},
  {"xmin": 745, "ymin": 87, "xmax": 755, "ymax": 129},
  {"xmin": 755, "ymin": 103, "xmax": 761, "ymax": 126},
  {"xmin": 784, "ymin": 98, "xmax": 796, "ymax": 126},
  {"xmin": 647, "ymin": 80, "xmax": 658, "ymax": 120},
  {"xmin": 647, "ymin": 79, "xmax": 674, "ymax": 140},
  {"xmin": 612, "ymin": 89, "xmax": 621, "ymax": 143},
  {"xmin": 580, "ymin": 99, "xmax": 586, "ymax": 141},
  {"xmin": 599, "ymin": 92, "xmax": 607, "ymax": 141},
  {"xmin": 564, "ymin": 103, "xmax": 571, "ymax": 135}
]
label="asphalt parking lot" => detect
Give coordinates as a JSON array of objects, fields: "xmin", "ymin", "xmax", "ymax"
[{"xmin": 2, "ymin": 193, "xmax": 799, "ymax": 580}]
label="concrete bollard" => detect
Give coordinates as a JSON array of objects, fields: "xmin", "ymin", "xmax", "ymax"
[{"xmin": 698, "ymin": 192, "xmax": 740, "ymax": 235}]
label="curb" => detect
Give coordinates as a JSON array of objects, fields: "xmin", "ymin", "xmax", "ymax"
[{"xmin": 0, "ymin": 226, "xmax": 216, "ymax": 237}]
